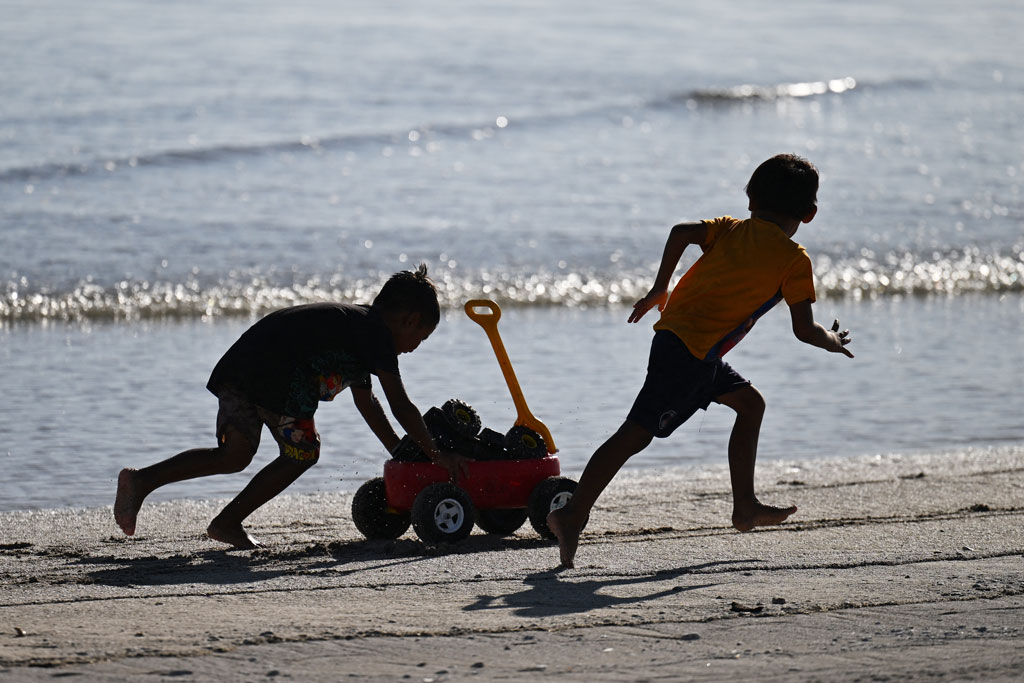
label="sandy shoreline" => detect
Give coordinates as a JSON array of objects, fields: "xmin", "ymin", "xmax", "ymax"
[{"xmin": 2, "ymin": 448, "xmax": 1023, "ymax": 681}]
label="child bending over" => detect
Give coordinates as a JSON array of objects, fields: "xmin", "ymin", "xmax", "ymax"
[{"xmin": 115, "ymin": 265, "xmax": 469, "ymax": 548}]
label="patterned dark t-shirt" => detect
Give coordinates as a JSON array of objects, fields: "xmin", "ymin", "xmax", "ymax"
[{"xmin": 207, "ymin": 303, "xmax": 398, "ymax": 418}]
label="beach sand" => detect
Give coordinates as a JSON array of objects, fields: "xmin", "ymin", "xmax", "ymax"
[{"xmin": 2, "ymin": 448, "xmax": 1022, "ymax": 681}]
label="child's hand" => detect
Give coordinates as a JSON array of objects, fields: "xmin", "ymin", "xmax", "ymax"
[
  {"xmin": 628, "ymin": 289, "xmax": 668, "ymax": 323},
  {"xmin": 434, "ymin": 452, "xmax": 472, "ymax": 480},
  {"xmin": 830, "ymin": 319, "xmax": 854, "ymax": 358}
]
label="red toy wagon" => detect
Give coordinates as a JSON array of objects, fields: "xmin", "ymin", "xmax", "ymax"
[{"xmin": 351, "ymin": 300, "xmax": 576, "ymax": 544}]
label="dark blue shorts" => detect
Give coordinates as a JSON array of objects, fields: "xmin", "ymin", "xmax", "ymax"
[{"xmin": 627, "ymin": 330, "xmax": 751, "ymax": 438}]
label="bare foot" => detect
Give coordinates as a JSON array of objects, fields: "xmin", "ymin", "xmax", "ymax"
[
  {"xmin": 207, "ymin": 520, "xmax": 263, "ymax": 549},
  {"xmin": 114, "ymin": 468, "xmax": 144, "ymax": 536},
  {"xmin": 732, "ymin": 502, "xmax": 798, "ymax": 532},
  {"xmin": 546, "ymin": 508, "xmax": 583, "ymax": 569}
]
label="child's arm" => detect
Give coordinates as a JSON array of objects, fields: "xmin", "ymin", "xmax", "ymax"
[
  {"xmin": 628, "ymin": 221, "xmax": 707, "ymax": 323},
  {"xmin": 789, "ymin": 300, "xmax": 854, "ymax": 357},
  {"xmin": 351, "ymin": 386, "xmax": 401, "ymax": 453},
  {"xmin": 376, "ymin": 371, "xmax": 472, "ymax": 478}
]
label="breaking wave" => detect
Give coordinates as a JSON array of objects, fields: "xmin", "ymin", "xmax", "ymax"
[
  {"xmin": 2, "ymin": 76, "xmax": 866, "ymax": 184},
  {"xmin": 688, "ymin": 77, "xmax": 858, "ymax": 102},
  {"xmin": 2, "ymin": 245, "xmax": 1021, "ymax": 324}
]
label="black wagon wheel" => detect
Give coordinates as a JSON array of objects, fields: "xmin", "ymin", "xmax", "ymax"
[
  {"xmin": 441, "ymin": 399, "xmax": 482, "ymax": 438},
  {"xmin": 352, "ymin": 477, "xmax": 411, "ymax": 540},
  {"xmin": 411, "ymin": 482, "xmax": 477, "ymax": 544},
  {"xmin": 475, "ymin": 508, "xmax": 529, "ymax": 536},
  {"xmin": 527, "ymin": 476, "xmax": 577, "ymax": 540},
  {"xmin": 504, "ymin": 425, "xmax": 548, "ymax": 460}
]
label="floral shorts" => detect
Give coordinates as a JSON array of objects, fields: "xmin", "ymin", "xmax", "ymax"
[{"xmin": 215, "ymin": 386, "xmax": 321, "ymax": 462}]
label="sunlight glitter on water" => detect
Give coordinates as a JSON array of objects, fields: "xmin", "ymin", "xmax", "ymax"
[{"xmin": 3, "ymin": 244, "xmax": 1022, "ymax": 323}]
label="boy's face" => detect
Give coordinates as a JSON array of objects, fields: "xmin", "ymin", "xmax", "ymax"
[{"xmin": 394, "ymin": 313, "xmax": 436, "ymax": 354}]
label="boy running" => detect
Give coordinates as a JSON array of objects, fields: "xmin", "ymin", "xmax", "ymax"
[{"xmin": 548, "ymin": 155, "xmax": 853, "ymax": 568}]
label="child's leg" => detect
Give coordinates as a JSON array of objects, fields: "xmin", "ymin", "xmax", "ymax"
[
  {"xmin": 715, "ymin": 385, "xmax": 796, "ymax": 531},
  {"xmin": 114, "ymin": 426, "xmax": 257, "ymax": 536},
  {"xmin": 547, "ymin": 419, "xmax": 653, "ymax": 568},
  {"xmin": 206, "ymin": 415, "xmax": 321, "ymax": 549},
  {"xmin": 206, "ymin": 453, "xmax": 316, "ymax": 549}
]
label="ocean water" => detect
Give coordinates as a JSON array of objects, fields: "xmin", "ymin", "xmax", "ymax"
[{"xmin": 1, "ymin": 0, "xmax": 1022, "ymax": 511}]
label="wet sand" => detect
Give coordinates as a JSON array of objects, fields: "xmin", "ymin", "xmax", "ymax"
[{"xmin": 2, "ymin": 448, "xmax": 1023, "ymax": 681}]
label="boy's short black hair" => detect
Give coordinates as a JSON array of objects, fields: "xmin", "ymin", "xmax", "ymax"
[
  {"xmin": 745, "ymin": 154, "xmax": 819, "ymax": 220},
  {"xmin": 372, "ymin": 263, "xmax": 441, "ymax": 327}
]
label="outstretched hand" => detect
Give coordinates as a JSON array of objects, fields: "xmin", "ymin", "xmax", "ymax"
[
  {"xmin": 831, "ymin": 319, "xmax": 854, "ymax": 358},
  {"xmin": 627, "ymin": 289, "xmax": 668, "ymax": 323}
]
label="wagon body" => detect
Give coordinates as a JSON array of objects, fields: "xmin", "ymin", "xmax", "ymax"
[{"xmin": 383, "ymin": 456, "xmax": 561, "ymax": 511}]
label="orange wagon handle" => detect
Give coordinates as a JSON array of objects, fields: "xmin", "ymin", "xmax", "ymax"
[{"xmin": 464, "ymin": 299, "xmax": 557, "ymax": 454}]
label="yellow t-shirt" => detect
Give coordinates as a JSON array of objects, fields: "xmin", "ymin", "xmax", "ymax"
[{"xmin": 653, "ymin": 216, "xmax": 816, "ymax": 360}]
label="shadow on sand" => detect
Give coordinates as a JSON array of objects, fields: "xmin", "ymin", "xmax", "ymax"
[{"xmin": 462, "ymin": 561, "xmax": 752, "ymax": 617}]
